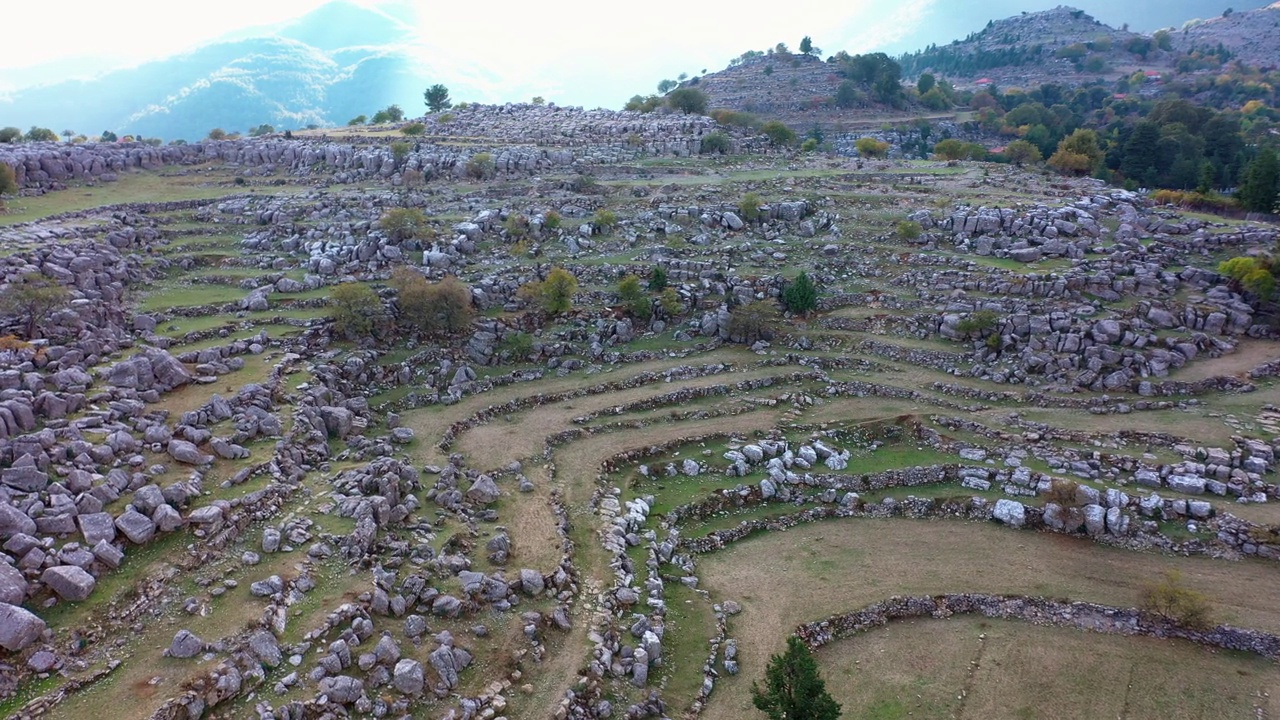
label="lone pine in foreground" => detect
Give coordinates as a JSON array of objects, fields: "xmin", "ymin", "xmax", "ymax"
[{"xmin": 751, "ymin": 636, "xmax": 842, "ymax": 719}]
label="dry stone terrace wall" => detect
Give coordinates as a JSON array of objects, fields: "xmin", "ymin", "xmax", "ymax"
[
  {"xmin": 0, "ymin": 105, "xmax": 766, "ymax": 192},
  {"xmin": 794, "ymin": 594, "xmax": 1280, "ymax": 660}
]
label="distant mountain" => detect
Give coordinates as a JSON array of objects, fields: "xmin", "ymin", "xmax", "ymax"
[
  {"xmin": 0, "ymin": 1, "xmax": 488, "ymax": 141},
  {"xmin": 870, "ymin": 0, "xmax": 1272, "ymax": 57},
  {"xmin": 1170, "ymin": 2, "xmax": 1280, "ymax": 68},
  {"xmin": 896, "ymin": 3, "xmax": 1280, "ymax": 87}
]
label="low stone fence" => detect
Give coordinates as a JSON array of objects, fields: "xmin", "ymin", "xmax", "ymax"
[
  {"xmin": 794, "ymin": 593, "xmax": 1280, "ymax": 660},
  {"xmin": 437, "ymin": 363, "xmax": 740, "ymax": 450}
]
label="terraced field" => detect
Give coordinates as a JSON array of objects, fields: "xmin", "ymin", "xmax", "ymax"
[{"xmin": 1, "ymin": 107, "xmax": 1278, "ymax": 720}]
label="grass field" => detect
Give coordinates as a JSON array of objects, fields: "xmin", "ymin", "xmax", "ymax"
[
  {"xmin": 697, "ymin": 518, "xmax": 1280, "ymax": 720},
  {"xmin": 0, "ymin": 170, "xmax": 248, "ymax": 225},
  {"xmin": 817, "ymin": 616, "xmax": 1279, "ymax": 720}
]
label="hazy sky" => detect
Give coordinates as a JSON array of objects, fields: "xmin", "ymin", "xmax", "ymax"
[{"xmin": 0, "ymin": 0, "xmax": 1263, "ymax": 108}]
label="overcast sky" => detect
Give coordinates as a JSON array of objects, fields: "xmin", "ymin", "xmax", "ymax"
[{"xmin": 0, "ymin": 0, "xmax": 1261, "ymax": 108}]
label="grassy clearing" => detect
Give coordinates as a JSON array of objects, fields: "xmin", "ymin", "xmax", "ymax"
[
  {"xmin": 0, "ymin": 170, "xmax": 251, "ymax": 226},
  {"xmin": 818, "ymin": 616, "xmax": 1278, "ymax": 720},
  {"xmin": 698, "ymin": 518, "xmax": 1280, "ymax": 720}
]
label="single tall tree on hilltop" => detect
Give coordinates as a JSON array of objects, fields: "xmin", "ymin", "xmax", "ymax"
[
  {"xmin": 424, "ymin": 84, "xmax": 452, "ymax": 113},
  {"xmin": 751, "ymin": 636, "xmax": 841, "ymax": 720}
]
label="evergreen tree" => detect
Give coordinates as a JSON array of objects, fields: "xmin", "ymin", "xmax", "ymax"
[
  {"xmin": 649, "ymin": 265, "xmax": 668, "ymax": 291},
  {"xmin": 782, "ymin": 272, "xmax": 819, "ymax": 315},
  {"xmin": 751, "ymin": 636, "xmax": 841, "ymax": 720},
  {"xmin": 1238, "ymin": 148, "xmax": 1279, "ymax": 213},
  {"xmin": 424, "ymin": 84, "xmax": 452, "ymax": 113},
  {"xmin": 1120, "ymin": 121, "xmax": 1160, "ymax": 185}
]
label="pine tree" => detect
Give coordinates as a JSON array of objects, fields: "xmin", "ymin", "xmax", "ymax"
[
  {"xmin": 1238, "ymin": 148, "xmax": 1279, "ymax": 213},
  {"xmin": 782, "ymin": 272, "xmax": 819, "ymax": 315},
  {"xmin": 1120, "ymin": 121, "xmax": 1160, "ymax": 184},
  {"xmin": 649, "ymin": 265, "xmax": 668, "ymax": 291},
  {"xmin": 751, "ymin": 636, "xmax": 842, "ymax": 720}
]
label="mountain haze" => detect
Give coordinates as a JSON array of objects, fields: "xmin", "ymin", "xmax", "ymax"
[{"xmin": 0, "ymin": 1, "xmax": 485, "ymax": 141}]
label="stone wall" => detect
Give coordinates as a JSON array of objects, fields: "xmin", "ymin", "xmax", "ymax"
[{"xmin": 794, "ymin": 593, "xmax": 1280, "ymax": 659}]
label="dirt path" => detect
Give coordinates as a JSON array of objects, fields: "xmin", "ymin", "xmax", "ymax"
[
  {"xmin": 513, "ymin": 410, "xmax": 787, "ymax": 720},
  {"xmin": 1174, "ymin": 338, "xmax": 1280, "ymax": 381}
]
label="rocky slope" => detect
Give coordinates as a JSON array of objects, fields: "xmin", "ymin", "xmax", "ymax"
[{"xmin": 1170, "ymin": 2, "xmax": 1280, "ymax": 69}]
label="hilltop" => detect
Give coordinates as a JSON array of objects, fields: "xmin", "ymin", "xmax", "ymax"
[{"xmin": 1171, "ymin": 2, "xmax": 1280, "ymax": 69}]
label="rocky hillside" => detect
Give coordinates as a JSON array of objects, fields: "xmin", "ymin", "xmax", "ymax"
[
  {"xmin": 897, "ymin": 3, "xmax": 1280, "ymax": 88},
  {"xmin": 1170, "ymin": 2, "xmax": 1280, "ymax": 69},
  {"xmin": 898, "ymin": 6, "xmax": 1169, "ymax": 86}
]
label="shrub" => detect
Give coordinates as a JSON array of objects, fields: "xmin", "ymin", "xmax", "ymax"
[
  {"xmin": 503, "ymin": 213, "xmax": 530, "ymax": 239},
  {"xmin": 248, "ymin": 124, "xmax": 274, "ymax": 137},
  {"xmin": 207, "ymin": 128, "xmax": 227, "ymax": 141},
  {"xmin": 658, "ymin": 287, "xmax": 683, "ymax": 316},
  {"xmin": 739, "ymin": 193, "xmax": 763, "ymax": 222},
  {"xmin": 0, "ymin": 272, "xmax": 70, "ymax": 339},
  {"xmin": 372, "ymin": 104, "xmax": 404, "ymax": 123},
  {"xmin": 348, "ymin": 115, "xmax": 367, "ymax": 126},
  {"xmin": 1043, "ymin": 479, "xmax": 1081, "ymax": 507},
  {"xmin": 666, "ymin": 87, "xmax": 709, "ymax": 115},
  {"xmin": 1003, "ymin": 139, "xmax": 1042, "ymax": 166},
  {"xmin": 0, "ymin": 163, "xmax": 16, "ymax": 196},
  {"xmin": 592, "ymin": 209, "xmax": 618, "ymax": 232},
  {"xmin": 392, "ymin": 268, "xmax": 474, "ymax": 336},
  {"xmin": 762, "ymin": 121, "xmax": 796, "ymax": 147},
  {"xmin": 544, "ymin": 210, "xmax": 562, "ymax": 230},
  {"xmin": 328, "ymin": 282, "xmax": 382, "ymax": 339},
  {"xmin": 499, "ymin": 331, "xmax": 533, "ymax": 361},
  {"xmin": 618, "ymin": 275, "xmax": 652, "ymax": 320},
  {"xmin": 1140, "ymin": 570, "xmax": 1214, "ymax": 630},
  {"xmin": 701, "ymin": 132, "xmax": 731, "ymax": 155},
  {"xmin": 727, "ymin": 301, "xmax": 779, "ymax": 344},
  {"xmin": 401, "ymin": 123, "xmax": 426, "ymax": 136},
  {"xmin": 934, "ymin": 139, "xmax": 987, "ymax": 161},
  {"xmin": 390, "ymin": 141, "xmax": 411, "ymax": 164},
  {"xmin": 895, "ymin": 220, "xmax": 922, "ymax": 241},
  {"xmin": 800, "ymin": 138, "xmax": 819, "ymax": 153},
  {"xmin": 834, "ymin": 80, "xmax": 860, "ymax": 109},
  {"xmin": 781, "ymin": 271, "xmax": 818, "ymax": 315},
  {"xmin": 1150, "ymin": 189, "xmax": 1239, "ymax": 213},
  {"xmin": 649, "ymin": 265, "xmax": 668, "ymax": 291},
  {"xmin": 465, "ymin": 153, "xmax": 495, "ymax": 180},
  {"xmin": 855, "ymin": 137, "xmax": 890, "ymax": 158},
  {"xmin": 709, "ymin": 109, "xmax": 762, "ymax": 129},
  {"xmin": 24, "ymin": 127, "xmax": 56, "ymax": 142},
  {"xmin": 569, "ymin": 174, "xmax": 599, "ymax": 193},
  {"xmin": 625, "ymin": 95, "xmax": 663, "ymax": 113},
  {"xmin": 0, "ymin": 127, "xmax": 20, "ymax": 144},
  {"xmin": 378, "ymin": 207, "xmax": 428, "ymax": 240},
  {"xmin": 955, "ymin": 309, "xmax": 1000, "ymax": 335},
  {"xmin": 520, "ymin": 267, "xmax": 578, "ymax": 315}
]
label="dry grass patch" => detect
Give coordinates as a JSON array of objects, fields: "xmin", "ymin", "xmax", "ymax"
[
  {"xmin": 818, "ymin": 616, "xmax": 1279, "ymax": 720},
  {"xmin": 1172, "ymin": 339, "xmax": 1280, "ymax": 382},
  {"xmin": 399, "ymin": 347, "xmax": 754, "ymax": 466},
  {"xmin": 698, "ymin": 518, "xmax": 1280, "ymax": 720},
  {"xmin": 456, "ymin": 367, "xmax": 793, "ymax": 470}
]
